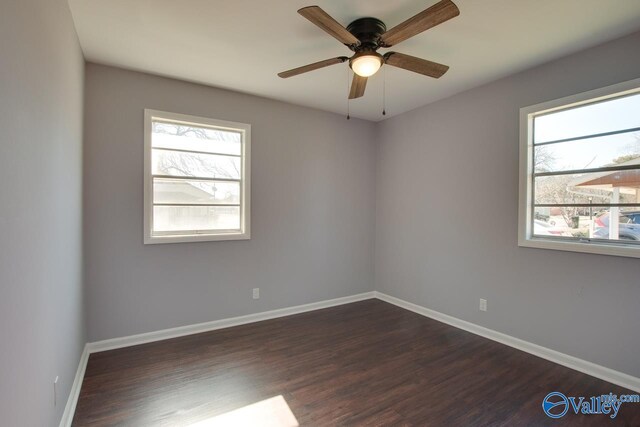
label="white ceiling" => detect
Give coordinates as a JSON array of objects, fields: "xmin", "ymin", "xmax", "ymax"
[{"xmin": 68, "ymin": 0, "xmax": 640, "ymax": 121}]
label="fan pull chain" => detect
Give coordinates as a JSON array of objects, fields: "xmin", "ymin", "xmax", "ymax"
[
  {"xmin": 382, "ymin": 65, "xmax": 386, "ymax": 116},
  {"xmin": 346, "ymin": 66, "xmax": 351, "ymax": 120}
]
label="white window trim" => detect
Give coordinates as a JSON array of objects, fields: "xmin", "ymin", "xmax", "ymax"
[
  {"xmin": 518, "ymin": 77, "xmax": 640, "ymax": 259},
  {"xmin": 143, "ymin": 109, "xmax": 251, "ymax": 244}
]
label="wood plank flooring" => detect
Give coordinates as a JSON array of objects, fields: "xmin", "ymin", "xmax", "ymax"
[{"xmin": 73, "ymin": 299, "xmax": 640, "ymax": 426}]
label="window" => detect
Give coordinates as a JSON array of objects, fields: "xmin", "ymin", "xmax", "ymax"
[
  {"xmin": 519, "ymin": 79, "xmax": 640, "ymax": 258},
  {"xmin": 144, "ymin": 110, "xmax": 250, "ymax": 244}
]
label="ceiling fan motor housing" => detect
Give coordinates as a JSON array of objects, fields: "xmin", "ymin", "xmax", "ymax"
[{"xmin": 346, "ymin": 17, "xmax": 387, "ymax": 51}]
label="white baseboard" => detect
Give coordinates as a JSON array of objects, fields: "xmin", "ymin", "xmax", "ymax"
[
  {"xmin": 374, "ymin": 291, "xmax": 640, "ymax": 393},
  {"xmin": 59, "ymin": 344, "xmax": 89, "ymax": 427},
  {"xmin": 88, "ymin": 292, "xmax": 376, "ymax": 353}
]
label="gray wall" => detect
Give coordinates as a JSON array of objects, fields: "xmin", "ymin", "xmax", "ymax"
[
  {"xmin": 375, "ymin": 31, "xmax": 640, "ymax": 377},
  {"xmin": 0, "ymin": 0, "xmax": 85, "ymax": 425},
  {"xmin": 83, "ymin": 64, "xmax": 377, "ymax": 342}
]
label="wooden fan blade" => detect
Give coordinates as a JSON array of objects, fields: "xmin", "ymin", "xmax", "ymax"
[
  {"xmin": 278, "ymin": 56, "xmax": 348, "ymax": 78},
  {"xmin": 349, "ymin": 74, "xmax": 367, "ymax": 99},
  {"xmin": 380, "ymin": 0, "xmax": 460, "ymax": 47},
  {"xmin": 298, "ymin": 6, "xmax": 360, "ymax": 46},
  {"xmin": 384, "ymin": 52, "xmax": 449, "ymax": 78}
]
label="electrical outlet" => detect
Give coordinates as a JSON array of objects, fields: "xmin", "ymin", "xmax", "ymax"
[
  {"xmin": 54, "ymin": 376, "xmax": 59, "ymax": 406},
  {"xmin": 252, "ymin": 288, "xmax": 260, "ymax": 300},
  {"xmin": 479, "ymin": 298, "xmax": 487, "ymax": 312}
]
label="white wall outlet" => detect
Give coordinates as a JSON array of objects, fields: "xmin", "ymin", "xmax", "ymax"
[
  {"xmin": 54, "ymin": 376, "xmax": 59, "ymax": 406},
  {"xmin": 479, "ymin": 298, "xmax": 487, "ymax": 312},
  {"xmin": 252, "ymin": 288, "xmax": 260, "ymax": 300}
]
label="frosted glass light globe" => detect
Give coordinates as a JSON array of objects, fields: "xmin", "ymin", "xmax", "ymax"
[{"xmin": 351, "ymin": 54, "xmax": 382, "ymax": 77}]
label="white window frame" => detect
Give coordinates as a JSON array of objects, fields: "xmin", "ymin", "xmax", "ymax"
[
  {"xmin": 518, "ymin": 78, "xmax": 640, "ymax": 258},
  {"xmin": 143, "ymin": 109, "xmax": 251, "ymax": 244}
]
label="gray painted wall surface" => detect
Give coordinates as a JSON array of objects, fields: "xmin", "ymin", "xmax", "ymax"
[
  {"xmin": 83, "ymin": 64, "xmax": 377, "ymax": 342},
  {"xmin": 0, "ymin": 0, "xmax": 85, "ymax": 425},
  {"xmin": 375, "ymin": 31, "xmax": 640, "ymax": 377}
]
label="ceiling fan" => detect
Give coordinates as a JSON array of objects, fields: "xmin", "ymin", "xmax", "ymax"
[{"xmin": 278, "ymin": 0, "xmax": 460, "ymax": 100}]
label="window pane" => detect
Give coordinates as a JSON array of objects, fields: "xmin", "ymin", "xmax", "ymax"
[
  {"xmin": 532, "ymin": 209, "xmax": 574, "ymax": 237},
  {"xmin": 153, "ymin": 206, "xmax": 240, "ymax": 232},
  {"xmin": 533, "ymin": 131, "xmax": 640, "ymax": 173},
  {"xmin": 153, "ymin": 178, "xmax": 240, "ymax": 205},
  {"xmin": 534, "ymin": 92, "xmax": 640, "ymax": 144},
  {"xmin": 534, "ymin": 170, "xmax": 640, "ymax": 205},
  {"xmin": 152, "ymin": 121, "xmax": 241, "ymax": 155},
  {"xmin": 152, "ymin": 149, "xmax": 241, "ymax": 179},
  {"xmin": 533, "ymin": 206, "xmax": 640, "ymax": 243}
]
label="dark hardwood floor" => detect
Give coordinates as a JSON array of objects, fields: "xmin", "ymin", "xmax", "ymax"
[{"xmin": 73, "ymin": 299, "xmax": 640, "ymax": 426}]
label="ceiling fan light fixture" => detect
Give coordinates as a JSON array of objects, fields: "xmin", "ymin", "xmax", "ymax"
[{"xmin": 350, "ymin": 52, "xmax": 383, "ymax": 77}]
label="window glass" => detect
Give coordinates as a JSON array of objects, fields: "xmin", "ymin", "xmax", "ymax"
[
  {"xmin": 524, "ymin": 85, "xmax": 640, "ymax": 251},
  {"xmin": 534, "ymin": 93, "xmax": 640, "ymax": 144},
  {"xmin": 144, "ymin": 110, "xmax": 250, "ymax": 243}
]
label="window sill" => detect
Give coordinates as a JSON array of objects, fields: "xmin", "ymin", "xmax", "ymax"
[
  {"xmin": 518, "ymin": 237, "xmax": 640, "ymax": 259},
  {"xmin": 144, "ymin": 231, "xmax": 250, "ymax": 245}
]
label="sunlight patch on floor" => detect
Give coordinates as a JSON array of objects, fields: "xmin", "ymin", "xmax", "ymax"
[{"xmin": 188, "ymin": 395, "xmax": 299, "ymax": 427}]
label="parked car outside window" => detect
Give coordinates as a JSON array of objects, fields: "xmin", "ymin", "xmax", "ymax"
[{"xmin": 592, "ymin": 211, "xmax": 640, "ymax": 241}]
